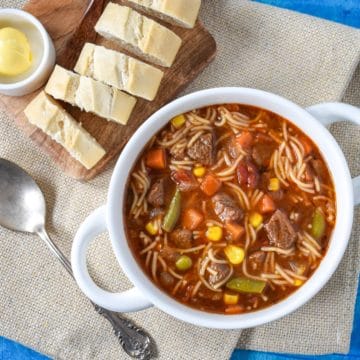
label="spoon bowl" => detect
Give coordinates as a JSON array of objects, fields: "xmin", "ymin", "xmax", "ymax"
[{"xmin": 0, "ymin": 158, "xmax": 46, "ymax": 233}]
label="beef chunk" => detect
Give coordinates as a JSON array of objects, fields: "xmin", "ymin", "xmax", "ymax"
[
  {"xmin": 187, "ymin": 133, "xmax": 215, "ymax": 166},
  {"xmin": 197, "ymin": 288, "xmax": 223, "ymax": 301},
  {"xmin": 159, "ymin": 272, "xmax": 175, "ymax": 288},
  {"xmin": 208, "ymin": 262, "xmax": 231, "ymax": 287},
  {"xmin": 147, "ymin": 179, "xmax": 165, "ymax": 207},
  {"xmin": 171, "ymin": 169, "xmax": 199, "ymax": 192},
  {"xmin": 170, "ymin": 145, "xmax": 186, "ymax": 160},
  {"xmin": 212, "ymin": 192, "xmax": 243, "ymax": 223},
  {"xmin": 248, "ymin": 251, "xmax": 266, "ymax": 271},
  {"xmin": 252, "ymin": 143, "xmax": 274, "ymax": 167},
  {"xmin": 264, "ymin": 210, "xmax": 296, "ymax": 249},
  {"xmin": 160, "ymin": 247, "xmax": 180, "ymax": 264},
  {"xmin": 170, "ymin": 228, "xmax": 193, "ymax": 249}
]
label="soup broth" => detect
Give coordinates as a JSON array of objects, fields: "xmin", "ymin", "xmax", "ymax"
[{"xmin": 124, "ymin": 104, "xmax": 336, "ymax": 314}]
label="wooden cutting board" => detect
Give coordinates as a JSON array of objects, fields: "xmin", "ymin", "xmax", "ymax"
[{"xmin": 0, "ymin": 0, "xmax": 216, "ymax": 180}]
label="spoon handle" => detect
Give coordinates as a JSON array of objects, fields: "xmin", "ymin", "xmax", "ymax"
[
  {"xmin": 37, "ymin": 228, "xmax": 73, "ymax": 276},
  {"xmin": 36, "ymin": 227, "xmax": 152, "ymax": 359}
]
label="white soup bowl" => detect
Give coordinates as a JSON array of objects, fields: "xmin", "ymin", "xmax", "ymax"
[{"xmin": 71, "ymin": 88, "xmax": 360, "ymax": 329}]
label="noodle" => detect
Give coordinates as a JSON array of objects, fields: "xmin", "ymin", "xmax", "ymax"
[
  {"xmin": 242, "ymin": 259, "xmax": 266, "ymax": 281},
  {"xmin": 208, "ymin": 249, "xmax": 228, "ymax": 264},
  {"xmin": 191, "ymin": 281, "xmax": 202, "ymax": 297},
  {"xmin": 175, "ymin": 244, "xmax": 206, "ymax": 254},
  {"xmin": 216, "ymin": 154, "xmax": 244, "ymax": 177},
  {"xmin": 168, "ymin": 268, "xmax": 183, "ymax": 280},
  {"xmin": 157, "ymin": 255, "xmax": 167, "ymax": 271},
  {"xmin": 140, "ymin": 240, "xmax": 159, "ymax": 255},
  {"xmin": 151, "ymin": 251, "xmax": 158, "ymax": 282},
  {"xmin": 225, "ymin": 182, "xmax": 250, "ymax": 210},
  {"xmin": 275, "ymin": 263, "xmax": 294, "ymax": 285},
  {"xmin": 261, "ymin": 246, "xmax": 295, "ymax": 256}
]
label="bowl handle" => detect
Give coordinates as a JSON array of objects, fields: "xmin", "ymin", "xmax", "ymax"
[
  {"xmin": 71, "ymin": 205, "xmax": 153, "ymax": 312},
  {"xmin": 306, "ymin": 102, "xmax": 360, "ymax": 206}
]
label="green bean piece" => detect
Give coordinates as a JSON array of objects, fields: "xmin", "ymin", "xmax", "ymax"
[
  {"xmin": 311, "ymin": 208, "xmax": 326, "ymax": 239},
  {"xmin": 162, "ymin": 189, "xmax": 181, "ymax": 232},
  {"xmin": 175, "ymin": 255, "xmax": 192, "ymax": 271},
  {"xmin": 226, "ymin": 277, "xmax": 266, "ymax": 294}
]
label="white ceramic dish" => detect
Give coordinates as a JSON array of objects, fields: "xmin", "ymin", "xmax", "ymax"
[
  {"xmin": 0, "ymin": 9, "xmax": 55, "ymax": 96},
  {"xmin": 72, "ymin": 88, "xmax": 360, "ymax": 329}
]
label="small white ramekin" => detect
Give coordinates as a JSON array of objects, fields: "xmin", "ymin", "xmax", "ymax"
[{"xmin": 0, "ymin": 9, "xmax": 56, "ymax": 96}]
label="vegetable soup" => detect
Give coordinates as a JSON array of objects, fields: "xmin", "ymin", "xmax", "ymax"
[{"xmin": 124, "ymin": 104, "xmax": 336, "ymax": 314}]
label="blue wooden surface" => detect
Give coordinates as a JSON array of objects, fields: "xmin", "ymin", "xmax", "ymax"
[
  {"xmin": 0, "ymin": 1, "xmax": 359, "ymax": 359},
  {"xmin": 254, "ymin": 0, "xmax": 360, "ymax": 28}
]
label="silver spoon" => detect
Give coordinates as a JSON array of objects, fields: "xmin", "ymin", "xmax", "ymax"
[{"xmin": 0, "ymin": 158, "xmax": 153, "ymax": 359}]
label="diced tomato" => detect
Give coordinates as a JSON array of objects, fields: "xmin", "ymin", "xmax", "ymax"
[
  {"xmin": 237, "ymin": 160, "xmax": 259, "ymax": 189},
  {"xmin": 182, "ymin": 208, "xmax": 204, "ymax": 230},
  {"xmin": 171, "ymin": 169, "xmax": 198, "ymax": 192},
  {"xmin": 258, "ymin": 194, "xmax": 276, "ymax": 214},
  {"xmin": 200, "ymin": 173, "xmax": 222, "ymax": 196},
  {"xmin": 236, "ymin": 131, "xmax": 253, "ymax": 149},
  {"xmin": 225, "ymin": 222, "xmax": 245, "ymax": 241},
  {"xmin": 145, "ymin": 148, "xmax": 167, "ymax": 169}
]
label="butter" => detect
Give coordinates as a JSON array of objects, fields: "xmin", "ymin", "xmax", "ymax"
[{"xmin": 0, "ymin": 27, "xmax": 32, "ymax": 77}]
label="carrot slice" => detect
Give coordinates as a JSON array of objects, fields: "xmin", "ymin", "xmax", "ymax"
[
  {"xmin": 225, "ymin": 222, "xmax": 245, "ymax": 241},
  {"xmin": 200, "ymin": 173, "xmax": 222, "ymax": 196},
  {"xmin": 225, "ymin": 304, "xmax": 245, "ymax": 314},
  {"xmin": 236, "ymin": 131, "xmax": 253, "ymax": 149},
  {"xmin": 145, "ymin": 148, "xmax": 166, "ymax": 169},
  {"xmin": 182, "ymin": 208, "xmax": 204, "ymax": 230},
  {"xmin": 258, "ymin": 194, "xmax": 276, "ymax": 214}
]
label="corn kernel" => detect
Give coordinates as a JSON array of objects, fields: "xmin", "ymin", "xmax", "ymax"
[
  {"xmin": 294, "ymin": 279, "xmax": 303, "ymax": 287},
  {"xmin": 224, "ymin": 245, "xmax": 245, "ymax": 265},
  {"xmin": 145, "ymin": 221, "xmax": 158, "ymax": 235},
  {"xmin": 224, "ymin": 293, "xmax": 239, "ymax": 305},
  {"xmin": 268, "ymin": 178, "xmax": 280, "ymax": 191},
  {"xmin": 171, "ymin": 114, "xmax": 186, "ymax": 129},
  {"xmin": 193, "ymin": 165, "xmax": 206, "ymax": 177},
  {"xmin": 206, "ymin": 226, "xmax": 223, "ymax": 241},
  {"xmin": 249, "ymin": 212, "xmax": 263, "ymax": 229}
]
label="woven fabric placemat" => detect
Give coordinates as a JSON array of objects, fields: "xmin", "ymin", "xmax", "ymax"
[{"xmin": 0, "ymin": 0, "xmax": 359, "ymax": 358}]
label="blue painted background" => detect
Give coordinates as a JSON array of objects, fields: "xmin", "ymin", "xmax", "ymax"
[{"xmin": 0, "ymin": 1, "xmax": 359, "ymax": 359}]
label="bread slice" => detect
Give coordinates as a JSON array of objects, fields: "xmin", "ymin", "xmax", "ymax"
[
  {"xmin": 94, "ymin": 2, "xmax": 182, "ymax": 67},
  {"xmin": 24, "ymin": 91, "xmax": 106, "ymax": 170},
  {"xmin": 45, "ymin": 65, "xmax": 136, "ymax": 125},
  {"xmin": 127, "ymin": 0, "xmax": 201, "ymax": 28},
  {"xmin": 74, "ymin": 43, "xmax": 163, "ymax": 101}
]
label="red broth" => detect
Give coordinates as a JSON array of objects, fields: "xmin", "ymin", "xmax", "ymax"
[{"xmin": 124, "ymin": 104, "xmax": 336, "ymax": 314}]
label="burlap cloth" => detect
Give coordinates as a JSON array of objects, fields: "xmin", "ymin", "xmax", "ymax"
[{"xmin": 1, "ymin": 1, "xmax": 359, "ymax": 359}]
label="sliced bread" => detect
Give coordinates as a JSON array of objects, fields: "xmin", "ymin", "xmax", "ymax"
[
  {"xmin": 24, "ymin": 91, "xmax": 106, "ymax": 170},
  {"xmin": 74, "ymin": 43, "xmax": 163, "ymax": 101},
  {"xmin": 94, "ymin": 2, "xmax": 182, "ymax": 67},
  {"xmin": 45, "ymin": 65, "xmax": 136, "ymax": 125},
  {"xmin": 127, "ymin": 0, "xmax": 201, "ymax": 28}
]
